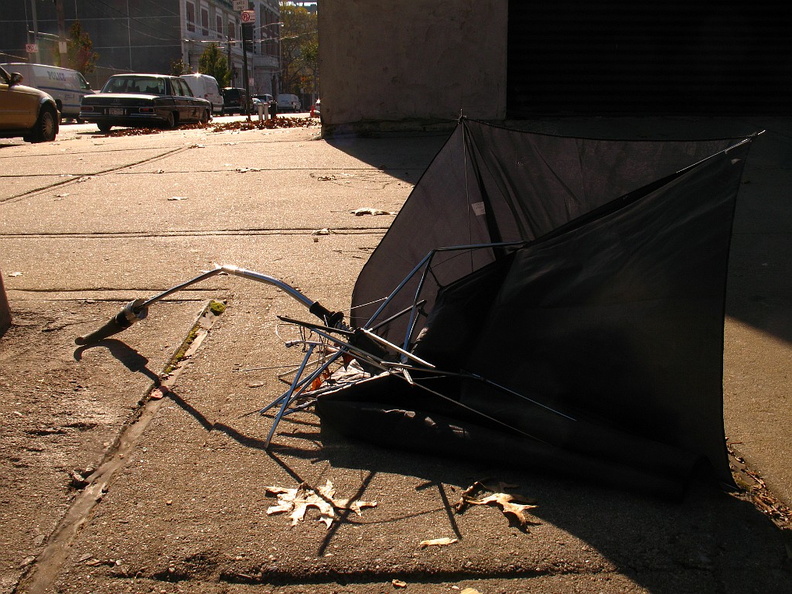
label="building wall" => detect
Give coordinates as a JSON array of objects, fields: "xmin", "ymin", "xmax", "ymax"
[
  {"xmin": 319, "ymin": 0, "xmax": 507, "ymax": 132},
  {"xmin": 0, "ymin": 0, "xmax": 183, "ymax": 89},
  {"xmin": 183, "ymin": 0, "xmax": 280, "ymax": 95},
  {"xmin": 0, "ymin": 0, "xmax": 279, "ymax": 94}
]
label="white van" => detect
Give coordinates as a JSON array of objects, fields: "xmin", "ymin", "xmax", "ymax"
[
  {"xmin": 180, "ymin": 73, "xmax": 224, "ymax": 115},
  {"xmin": 277, "ymin": 93, "xmax": 302, "ymax": 112},
  {"xmin": 0, "ymin": 63, "xmax": 94, "ymax": 121}
]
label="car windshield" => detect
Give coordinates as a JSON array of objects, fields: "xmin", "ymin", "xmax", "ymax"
[{"xmin": 103, "ymin": 76, "xmax": 166, "ymax": 95}]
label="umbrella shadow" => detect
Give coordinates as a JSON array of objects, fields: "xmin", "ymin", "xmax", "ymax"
[
  {"xmin": 318, "ymin": 423, "xmax": 791, "ymax": 593},
  {"xmin": 73, "ymin": 338, "xmax": 161, "ymax": 384}
]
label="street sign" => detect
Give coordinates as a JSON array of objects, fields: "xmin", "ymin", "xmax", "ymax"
[
  {"xmin": 241, "ymin": 10, "xmax": 255, "ymax": 23},
  {"xmin": 25, "ymin": 44, "xmax": 38, "ymax": 53},
  {"xmin": 233, "ymin": 0, "xmax": 246, "ymax": 10}
]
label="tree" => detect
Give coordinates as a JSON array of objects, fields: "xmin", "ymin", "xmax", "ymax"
[
  {"xmin": 279, "ymin": 2, "xmax": 318, "ymax": 96},
  {"xmin": 62, "ymin": 21, "xmax": 99, "ymax": 75},
  {"xmin": 170, "ymin": 58, "xmax": 190, "ymax": 76},
  {"xmin": 197, "ymin": 43, "xmax": 231, "ymax": 87}
]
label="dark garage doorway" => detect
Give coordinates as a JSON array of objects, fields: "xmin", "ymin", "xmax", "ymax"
[{"xmin": 507, "ymin": 1, "xmax": 792, "ymax": 117}]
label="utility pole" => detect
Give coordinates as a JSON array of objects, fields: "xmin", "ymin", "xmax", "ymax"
[
  {"xmin": 227, "ymin": 35, "xmax": 232, "ymax": 85},
  {"xmin": 30, "ymin": 0, "xmax": 40, "ymax": 63},
  {"xmin": 55, "ymin": 0, "xmax": 67, "ymax": 67},
  {"xmin": 241, "ymin": 21, "xmax": 250, "ymax": 120}
]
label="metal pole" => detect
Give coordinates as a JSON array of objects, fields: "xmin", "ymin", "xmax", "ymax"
[
  {"xmin": 31, "ymin": 0, "xmax": 40, "ymax": 63},
  {"xmin": 227, "ymin": 35, "xmax": 232, "ymax": 85},
  {"xmin": 242, "ymin": 23, "xmax": 250, "ymax": 120},
  {"xmin": 277, "ymin": 33, "xmax": 281, "ymax": 96},
  {"xmin": 55, "ymin": 0, "xmax": 67, "ymax": 66},
  {"xmin": 127, "ymin": 0, "xmax": 133, "ymax": 71}
]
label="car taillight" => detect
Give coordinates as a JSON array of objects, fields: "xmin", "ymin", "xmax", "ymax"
[
  {"xmin": 138, "ymin": 107, "xmax": 155, "ymax": 113},
  {"xmin": 80, "ymin": 106, "xmax": 95, "ymax": 112}
]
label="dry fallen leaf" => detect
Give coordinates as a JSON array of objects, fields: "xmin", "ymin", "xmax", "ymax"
[
  {"xmin": 350, "ymin": 207, "xmax": 394, "ymax": 216},
  {"xmin": 149, "ymin": 387, "xmax": 169, "ymax": 400},
  {"xmin": 265, "ymin": 480, "xmax": 377, "ymax": 529},
  {"xmin": 419, "ymin": 537, "xmax": 458, "ymax": 549},
  {"xmin": 455, "ymin": 481, "xmax": 539, "ymax": 531}
]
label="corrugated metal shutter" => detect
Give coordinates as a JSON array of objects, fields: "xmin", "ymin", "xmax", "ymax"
[{"xmin": 508, "ymin": 1, "xmax": 792, "ymax": 116}]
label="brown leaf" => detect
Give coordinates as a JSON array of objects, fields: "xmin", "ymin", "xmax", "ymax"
[
  {"xmin": 455, "ymin": 481, "xmax": 539, "ymax": 531},
  {"xmin": 265, "ymin": 480, "xmax": 377, "ymax": 529}
]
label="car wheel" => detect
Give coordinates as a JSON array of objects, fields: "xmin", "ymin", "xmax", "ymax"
[
  {"xmin": 30, "ymin": 106, "xmax": 58, "ymax": 143},
  {"xmin": 97, "ymin": 123, "xmax": 112, "ymax": 133},
  {"xmin": 163, "ymin": 112, "xmax": 176, "ymax": 129},
  {"xmin": 200, "ymin": 109, "xmax": 209, "ymax": 125}
]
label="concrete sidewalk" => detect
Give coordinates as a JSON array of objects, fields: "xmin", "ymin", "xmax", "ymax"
[{"xmin": 1, "ymin": 117, "xmax": 790, "ymax": 593}]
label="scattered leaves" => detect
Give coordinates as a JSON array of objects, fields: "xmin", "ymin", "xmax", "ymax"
[
  {"xmin": 208, "ymin": 118, "xmax": 320, "ymax": 132},
  {"xmin": 728, "ymin": 443, "xmax": 791, "ymax": 529},
  {"xmin": 265, "ymin": 480, "xmax": 377, "ymax": 529},
  {"xmin": 98, "ymin": 117, "xmax": 319, "ymax": 138},
  {"xmin": 102, "ymin": 126, "xmax": 162, "ymax": 137},
  {"xmin": 455, "ymin": 481, "xmax": 540, "ymax": 531}
]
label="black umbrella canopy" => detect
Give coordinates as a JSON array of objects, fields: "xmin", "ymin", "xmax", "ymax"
[{"xmin": 324, "ymin": 119, "xmax": 755, "ymax": 497}]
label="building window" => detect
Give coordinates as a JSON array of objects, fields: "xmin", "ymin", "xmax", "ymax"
[
  {"xmin": 227, "ymin": 20, "xmax": 236, "ymax": 41},
  {"xmin": 216, "ymin": 15, "xmax": 223, "ymax": 39},
  {"xmin": 186, "ymin": 1, "xmax": 196, "ymax": 33},
  {"xmin": 201, "ymin": 8, "xmax": 209, "ymax": 36},
  {"xmin": 260, "ymin": 12, "xmax": 279, "ymax": 57}
]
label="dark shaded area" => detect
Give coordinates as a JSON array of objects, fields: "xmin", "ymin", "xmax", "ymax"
[
  {"xmin": 0, "ymin": 271, "xmax": 11, "ymax": 338},
  {"xmin": 508, "ymin": 1, "xmax": 792, "ymax": 116},
  {"xmin": 73, "ymin": 338, "xmax": 159, "ymax": 383}
]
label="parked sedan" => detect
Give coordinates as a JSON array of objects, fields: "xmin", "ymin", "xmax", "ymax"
[
  {"xmin": 79, "ymin": 73, "xmax": 211, "ymax": 132},
  {"xmin": 0, "ymin": 64, "xmax": 59, "ymax": 142}
]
